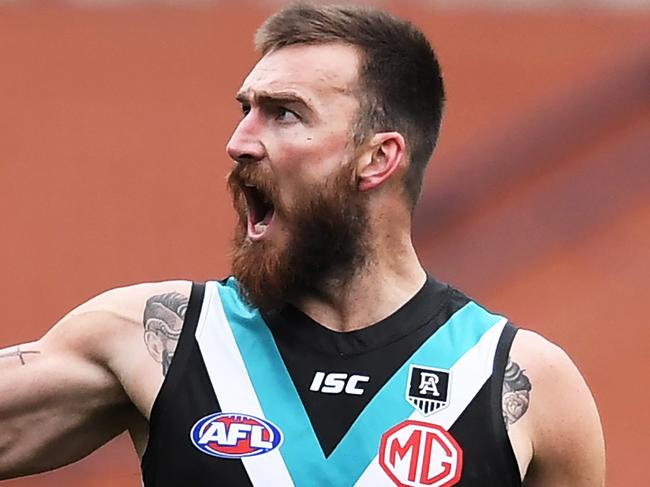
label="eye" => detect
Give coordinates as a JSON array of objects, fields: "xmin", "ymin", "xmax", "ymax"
[
  {"xmin": 240, "ymin": 103, "xmax": 251, "ymax": 117},
  {"xmin": 275, "ymin": 106, "xmax": 300, "ymax": 123}
]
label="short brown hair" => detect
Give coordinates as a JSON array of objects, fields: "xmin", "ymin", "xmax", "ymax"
[{"xmin": 256, "ymin": 3, "xmax": 445, "ymax": 208}]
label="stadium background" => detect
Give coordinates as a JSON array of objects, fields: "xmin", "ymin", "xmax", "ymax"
[{"xmin": 0, "ymin": 0, "xmax": 648, "ymax": 485}]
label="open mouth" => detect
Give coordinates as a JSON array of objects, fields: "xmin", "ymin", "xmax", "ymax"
[{"xmin": 242, "ymin": 183, "xmax": 275, "ymax": 240}]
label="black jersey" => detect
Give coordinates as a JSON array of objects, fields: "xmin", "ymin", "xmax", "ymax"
[{"xmin": 141, "ymin": 276, "xmax": 521, "ymax": 486}]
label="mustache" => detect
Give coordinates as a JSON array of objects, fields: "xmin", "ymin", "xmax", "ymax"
[
  {"xmin": 227, "ymin": 165, "xmax": 278, "ymax": 201},
  {"xmin": 227, "ymin": 164, "xmax": 282, "ymax": 221}
]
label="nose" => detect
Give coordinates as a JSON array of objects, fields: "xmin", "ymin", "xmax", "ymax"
[{"xmin": 226, "ymin": 113, "xmax": 266, "ymax": 165}]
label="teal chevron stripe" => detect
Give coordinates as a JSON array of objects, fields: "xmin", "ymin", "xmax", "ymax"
[
  {"xmin": 217, "ymin": 278, "xmax": 503, "ymax": 487},
  {"xmin": 216, "ymin": 280, "xmax": 325, "ymax": 486},
  {"xmin": 326, "ymin": 299, "xmax": 502, "ymax": 479}
]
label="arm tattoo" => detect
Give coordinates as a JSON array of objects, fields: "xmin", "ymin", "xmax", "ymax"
[
  {"xmin": 143, "ymin": 292, "xmax": 188, "ymax": 377},
  {"xmin": 502, "ymin": 358, "xmax": 532, "ymax": 430},
  {"xmin": 0, "ymin": 346, "xmax": 40, "ymax": 365}
]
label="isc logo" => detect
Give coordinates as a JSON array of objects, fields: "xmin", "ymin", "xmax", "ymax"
[
  {"xmin": 309, "ymin": 371, "xmax": 370, "ymax": 395},
  {"xmin": 379, "ymin": 420, "xmax": 463, "ymax": 487},
  {"xmin": 190, "ymin": 412, "xmax": 283, "ymax": 458}
]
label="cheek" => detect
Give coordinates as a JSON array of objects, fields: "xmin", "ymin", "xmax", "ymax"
[{"xmin": 269, "ymin": 135, "xmax": 351, "ymax": 203}]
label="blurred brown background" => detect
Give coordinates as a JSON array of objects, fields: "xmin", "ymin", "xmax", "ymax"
[{"xmin": 1, "ymin": 0, "xmax": 648, "ymax": 485}]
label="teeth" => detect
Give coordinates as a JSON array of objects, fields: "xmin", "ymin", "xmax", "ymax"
[{"xmin": 254, "ymin": 222, "xmax": 268, "ymax": 234}]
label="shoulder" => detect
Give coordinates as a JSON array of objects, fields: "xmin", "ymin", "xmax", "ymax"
[
  {"xmin": 44, "ymin": 280, "xmax": 193, "ymax": 334},
  {"xmin": 508, "ymin": 329, "xmax": 605, "ymax": 486},
  {"xmin": 40, "ymin": 280, "xmax": 194, "ymax": 370},
  {"xmin": 68, "ymin": 280, "xmax": 193, "ymax": 319},
  {"xmin": 509, "ymin": 329, "xmax": 578, "ymax": 389},
  {"xmin": 509, "ymin": 329, "xmax": 594, "ymax": 414},
  {"xmin": 508, "ymin": 329, "xmax": 589, "ymax": 435},
  {"xmin": 37, "ymin": 280, "xmax": 197, "ymax": 418}
]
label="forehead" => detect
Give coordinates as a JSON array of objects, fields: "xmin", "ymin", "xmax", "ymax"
[{"xmin": 238, "ymin": 43, "xmax": 361, "ymax": 102}]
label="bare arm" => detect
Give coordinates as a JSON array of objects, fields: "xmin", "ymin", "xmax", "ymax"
[
  {"xmin": 0, "ymin": 280, "xmax": 190, "ymax": 480},
  {"xmin": 507, "ymin": 330, "xmax": 605, "ymax": 487},
  {"xmin": 0, "ymin": 328, "xmax": 132, "ymax": 478}
]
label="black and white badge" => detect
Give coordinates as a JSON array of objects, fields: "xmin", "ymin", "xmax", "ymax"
[{"xmin": 406, "ymin": 365, "xmax": 451, "ymax": 416}]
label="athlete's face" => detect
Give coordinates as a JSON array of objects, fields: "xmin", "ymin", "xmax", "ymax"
[{"xmin": 226, "ymin": 43, "xmax": 370, "ymax": 311}]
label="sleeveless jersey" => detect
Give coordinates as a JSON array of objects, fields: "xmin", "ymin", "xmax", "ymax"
[{"xmin": 141, "ymin": 276, "xmax": 521, "ymax": 487}]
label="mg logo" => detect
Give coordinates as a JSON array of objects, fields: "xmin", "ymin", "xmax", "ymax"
[{"xmin": 379, "ymin": 420, "xmax": 463, "ymax": 487}]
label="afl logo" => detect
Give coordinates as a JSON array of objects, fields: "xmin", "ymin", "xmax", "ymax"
[{"xmin": 190, "ymin": 412, "xmax": 283, "ymax": 458}]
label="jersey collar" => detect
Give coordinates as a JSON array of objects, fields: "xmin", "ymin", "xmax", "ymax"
[{"xmin": 263, "ymin": 274, "xmax": 451, "ymax": 356}]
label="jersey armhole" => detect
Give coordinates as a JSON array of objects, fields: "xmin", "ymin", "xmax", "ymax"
[
  {"xmin": 141, "ymin": 282, "xmax": 206, "ymax": 468},
  {"xmin": 491, "ymin": 322, "xmax": 522, "ymax": 484}
]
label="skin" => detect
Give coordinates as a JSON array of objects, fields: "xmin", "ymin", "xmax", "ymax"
[
  {"xmin": 0, "ymin": 43, "xmax": 604, "ymax": 485},
  {"xmin": 0, "ymin": 280, "xmax": 190, "ymax": 478},
  {"xmin": 227, "ymin": 43, "xmax": 423, "ymax": 330}
]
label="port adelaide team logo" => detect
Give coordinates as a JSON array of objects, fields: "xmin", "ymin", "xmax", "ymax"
[
  {"xmin": 190, "ymin": 412, "xmax": 283, "ymax": 458},
  {"xmin": 406, "ymin": 365, "xmax": 451, "ymax": 416}
]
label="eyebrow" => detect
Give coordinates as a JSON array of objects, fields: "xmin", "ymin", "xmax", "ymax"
[{"xmin": 235, "ymin": 90, "xmax": 313, "ymax": 113}]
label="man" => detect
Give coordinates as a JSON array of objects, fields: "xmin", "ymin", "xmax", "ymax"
[{"xmin": 0, "ymin": 3, "xmax": 604, "ymax": 486}]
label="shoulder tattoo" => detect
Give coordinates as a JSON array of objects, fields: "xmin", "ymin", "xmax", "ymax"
[
  {"xmin": 502, "ymin": 358, "xmax": 532, "ymax": 430},
  {"xmin": 143, "ymin": 292, "xmax": 188, "ymax": 377}
]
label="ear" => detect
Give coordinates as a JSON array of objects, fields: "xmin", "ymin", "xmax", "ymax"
[{"xmin": 356, "ymin": 132, "xmax": 405, "ymax": 192}]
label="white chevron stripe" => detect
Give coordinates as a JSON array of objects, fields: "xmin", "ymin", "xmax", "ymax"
[
  {"xmin": 195, "ymin": 281, "xmax": 295, "ymax": 486},
  {"xmin": 354, "ymin": 318, "xmax": 507, "ymax": 486}
]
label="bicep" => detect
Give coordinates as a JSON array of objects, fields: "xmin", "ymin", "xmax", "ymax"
[
  {"xmin": 513, "ymin": 331, "xmax": 605, "ymax": 487},
  {"xmin": 0, "ymin": 279, "xmax": 192, "ymax": 479},
  {"xmin": 0, "ymin": 335, "xmax": 130, "ymax": 479}
]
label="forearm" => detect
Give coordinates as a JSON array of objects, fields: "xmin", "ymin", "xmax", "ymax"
[
  {"xmin": 0, "ymin": 341, "xmax": 129, "ymax": 479},
  {"xmin": 0, "ymin": 403, "xmax": 132, "ymax": 480}
]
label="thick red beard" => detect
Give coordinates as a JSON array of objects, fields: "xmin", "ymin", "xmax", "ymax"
[{"xmin": 227, "ymin": 163, "xmax": 368, "ymax": 312}]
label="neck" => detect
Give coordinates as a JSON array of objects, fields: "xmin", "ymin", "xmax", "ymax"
[{"xmin": 292, "ymin": 232, "xmax": 426, "ymax": 333}]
